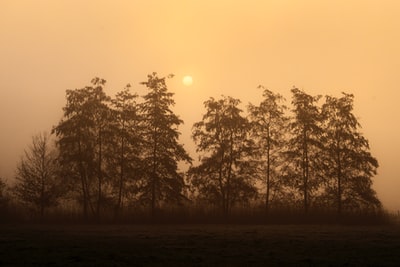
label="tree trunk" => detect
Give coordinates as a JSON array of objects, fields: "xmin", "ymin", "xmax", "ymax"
[
  {"xmin": 40, "ymin": 176, "xmax": 45, "ymax": 218},
  {"xmin": 336, "ymin": 136, "xmax": 342, "ymax": 215},
  {"xmin": 226, "ymin": 130, "xmax": 234, "ymax": 217},
  {"xmin": 218, "ymin": 148, "xmax": 226, "ymax": 216},
  {"xmin": 151, "ymin": 126, "xmax": 158, "ymax": 217},
  {"xmin": 266, "ymin": 127, "xmax": 271, "ymax": 215},
  {"xmin": 78, "ymin": 140, "xmax": 88, "ymax": 219},
  {"xmin": 97, "ymin": 128, "xmax": 102, "ymax": 220},
  {"xmin": 303, "ymin": 128, "xmax": 309, "ymax": 214},
  {"xmin": 40, "ymin": 145, "xmax": 46, "ymax": 218},
  {"xmin": 81, "ymin": 173, "xmax": 88, "ymax": 219},
  {"xmin": 116, "ymin": 135, "xmax": 125, "ymax": 219}
]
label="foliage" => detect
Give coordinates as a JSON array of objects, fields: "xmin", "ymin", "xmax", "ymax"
[
  {"xmin": 139, "ymin": 72, "xmax": 192, "ymax": 215},
  {"xmin": 53, "ymin": 77, "xmax": 112, "ymax": 219},
  {"xmin": 5, "ymin": 74, "xmax": 381, "ymax": 221},
  {"xmin": 108, "ymin": 84, "xmax": 142, "ymax": 217},
  {"xmin": 189, "ymin": 96, "xmax": 257, "ymax": 215},
  {"xmin": 248, "ymin": 86, "xmax": 288, "ymax": 213},
  {"xmin": 320, "ymin": 93, "xmax": 380, "ymax": 213},
  {"xmin": 282, "ymin": 88, "xmax": 324, "ymax": 213}
]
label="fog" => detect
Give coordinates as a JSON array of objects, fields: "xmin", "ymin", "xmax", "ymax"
[{"xmin": 1, "ymin": 0, "xmax": 399, "ymax": 211}]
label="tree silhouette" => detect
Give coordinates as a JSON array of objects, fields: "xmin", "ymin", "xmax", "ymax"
[
  {"xmin": 190, "ymin": 96, "xmax": 256, "ymax": 216},
  {"xmin": 284, "ymin": 88, "xmax": 323, "ymax": 213},
  {"xmin": 0, "ymin": 178, "xmax": 6, "ymax": 200},
  {"xmin": 109, "ymin": 84, "xmax": 142, "ymax": 218},
  {"xmin": 248, "ymin": 86, "xmax": 288, "ymax": 214},
  {"xmin": 0, "ymin": 177, "xmax": 9, "ymax": 216},
  {"xmin": 321, "ymin": 93, "xmax": 380, "ymax": 213},
  {"xmin": 140, "ymin": 73, "xmax": 192, "ymax": 215},
  {"xmin": 13, "ymin": 132, "xmax": 63, "ymax": 217},
  {"xmin": 53, "ymin": 78, "xmax": 111, "ymax": 219},
  {"xmin": 39, "ymin": 76, "xmax": 383, "ymax": 221},
  {"xmin": 90, "ymin": 78, "xmax": 113, "ymax": 218}
]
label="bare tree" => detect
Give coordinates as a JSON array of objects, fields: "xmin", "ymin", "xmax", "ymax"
[{"xmin": 14, "ymin": 132, "xmax": 63, "ymax": 217}]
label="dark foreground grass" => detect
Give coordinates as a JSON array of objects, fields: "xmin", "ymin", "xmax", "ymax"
[{"xmin": 1, "ymin": 224, "xmax": 400, "ymax": 266}]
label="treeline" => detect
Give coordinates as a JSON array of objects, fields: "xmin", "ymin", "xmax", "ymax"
[{"xmin": 0, "ymin": 73, "xmax": 382, "ymax": 222}]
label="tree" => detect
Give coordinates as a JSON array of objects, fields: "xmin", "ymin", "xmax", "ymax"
[
  {"xmin": 109, "ymin": 84, "xmax": 142, "ymax": 218},
  {"xmin": 89, "ymin": 78, "xmax": 113, "ymax": 218},
  {"xmin": 0, "ymin": 177, "xmax": 6, "ymax": 201},
  {"xmin": 53, "ymin": 77, "xmax": 112, "ymax": 219},
  {"xmin": 0, "ymin": 177, "xmax": 9, "ymax": 213},
  {"xmin": 13, "ymin": 132, "xmax": 63, "ymax": 217},
  {"xmin": 321, "ymin": 93, "xmax": 380, "ymax": 213},
  {"xmin": 140, "ymin": 72, "xmax": 192, "ymax": 215},
  {"xmin": 189, "ymin": 96, "xmax": 257, "ymax": 216},
  {"xmin": 248, "ymin": 86, "xmax": 288, "ymax": 214},
  {"xmin": 285, "ymin": 88, "xmax": 323, "ymax": 213}
]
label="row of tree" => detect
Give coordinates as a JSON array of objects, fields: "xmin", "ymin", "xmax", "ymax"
[
  {"xmin": 189, "ymin": 87, "xmax": 379, "ymax": 216},
  {"xmin": 4, "ymin": 73, "xmax": 381, "ymax": 220}
]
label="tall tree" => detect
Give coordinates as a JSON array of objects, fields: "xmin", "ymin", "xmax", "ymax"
[
  {"xmin": 53, "ymin": 77, "xmax": 111, "ymax": 219},
  {"xmin": 90, "ymin": 78, "xmax": 112, "ymax": 218},
  {"xmin": 285, "ymin": 88, "xmax": 323, "ymax": 213},
  {"xmin": 109, "ymin": 84, "xmax": 142, "ymax": 218},
  {"xmin": 140, "ymin": 72, "xmax": 191, "ymax": 215},
  {"xmin": 13, "ymin": 132, "xmax": 63, "ymax": 217},
  {"xmin": 248, "ymin": 86, "xmax": 288, "ymax": 214},
  {"xmin": 321, "ymin": 93, "xmax": 380, "ymax": 213},
  {"xmin": 190, "ymin": 96, "xmax": 256, "ymax": 216}
]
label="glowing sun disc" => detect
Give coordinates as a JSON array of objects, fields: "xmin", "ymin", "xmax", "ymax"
[{"xmin": 183, "ymin": 75, "xmax": 193, "ymax": 86}]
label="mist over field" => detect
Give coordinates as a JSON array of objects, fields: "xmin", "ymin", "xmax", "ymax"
[
  {"xmin": 1, "ymin": 1, "xmax": 400, "ymax": 265},
  {"xmin": 1, "ymin": 0, "xmax": 400, "ymax": 212}
]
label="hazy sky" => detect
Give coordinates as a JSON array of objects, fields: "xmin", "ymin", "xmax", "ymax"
[{"xmin": 1, "ymin": 0, "xmax": 399, "ymax": 211}]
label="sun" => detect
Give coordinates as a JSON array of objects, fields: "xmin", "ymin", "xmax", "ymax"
[{"xmin": 182, "ymin": 75, "xmax": 193, "ymax": 86}]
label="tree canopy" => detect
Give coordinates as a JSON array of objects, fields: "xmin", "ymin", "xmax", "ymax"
[{"xmin": 6, "ymin": 74, "xmax": 381, "ymax": 222}]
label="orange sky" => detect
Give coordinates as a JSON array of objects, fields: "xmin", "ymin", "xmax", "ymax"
[{"xmin": 1, "ymin": 0, "xmax": 399, "ymax": 211}]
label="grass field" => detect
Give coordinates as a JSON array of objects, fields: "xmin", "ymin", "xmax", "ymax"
[{"xmin": 1, "ymin": 224, "xmax": 400, "ymax": 266}]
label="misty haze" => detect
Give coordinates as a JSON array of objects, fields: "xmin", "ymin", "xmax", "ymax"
[{"xmin": 1, "ymin": 1, "xmax": 400, "ymax": 266}]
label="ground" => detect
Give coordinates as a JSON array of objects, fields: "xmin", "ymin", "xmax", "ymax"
[{"xmin": 1, "ymin": 224, "xmax": 400, "ymax": 266}]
